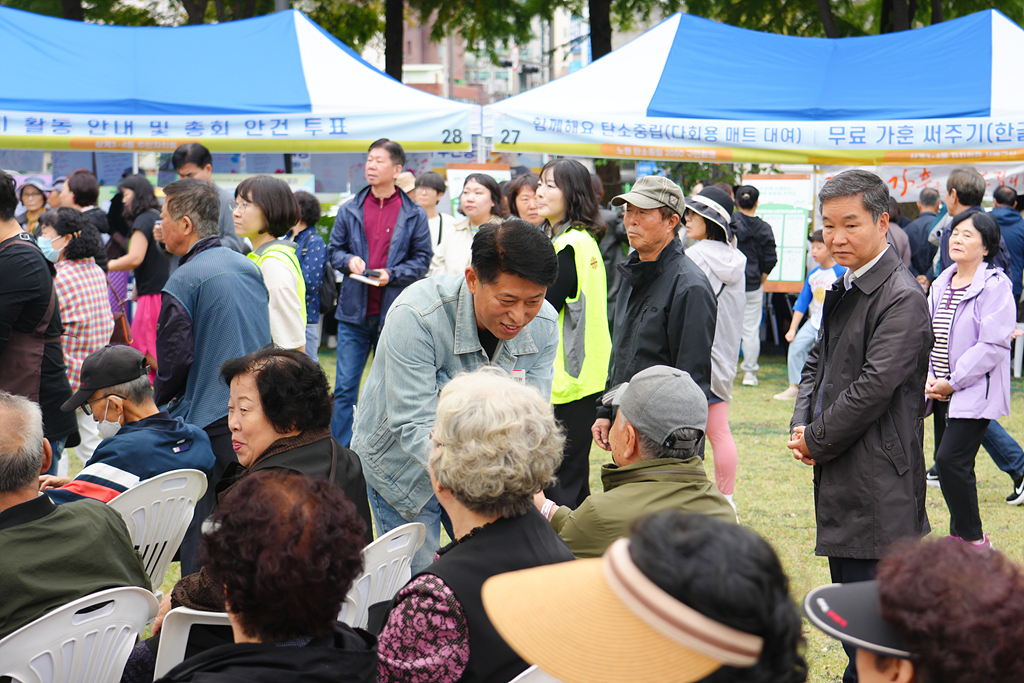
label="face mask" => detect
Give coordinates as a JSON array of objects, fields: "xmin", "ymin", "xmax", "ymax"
[
  {"xmin": 97, "ymin": 397, "xmax": 123, "ymax": 439},
  {"xmin": 37, "ymin": 236, "xmax": 63, "ymax": 263}
]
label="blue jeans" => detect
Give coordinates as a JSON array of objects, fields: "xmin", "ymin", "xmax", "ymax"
[
  {"xmin": 982, "ymin": 420, "xmax": 1024, "ymax": 479},
  {"xmin": 367, "ymin": 484, "xmax": 452, "ymax": 575},
  {"xmin": 45, "ymin": 436, "xmax": 67, "ymax": 476},
  {"xmin": 331, "ymin": 315, "xmax": 381, "ymax": 447},
  {"xmin": 304, "ymin": 322, "xmax": 321, "ymax": 363},
  {"xmin": 786, "ymin": 321, "xmax": 818, "ymax": 386}
]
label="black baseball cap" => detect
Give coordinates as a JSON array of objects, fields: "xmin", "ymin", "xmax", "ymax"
[
  {"xmin": 803, "ymin": 581, "xmax": 911, "ymax": 659},
  {"xmin": 61, "ymin": 345, "xmax": 149, "ymax": 412}
]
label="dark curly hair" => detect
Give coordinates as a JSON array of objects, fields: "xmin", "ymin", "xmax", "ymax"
[
  {"xmin": 629, "ymin": 512, "xmax": 808, "ymax": 683},
  {"xmin": 220, "ymin": 346, "xmax": 332, "ymax": 433},
  {"xmin": 877, "ymin": 538, "xmax": 1024, "ymax": 683},
  {"xmin": 118, "ymin": 174, "xmax": 160, "ymax": 223},
  {"xmin": 39, "ymin": 207, "xmax": 102, "ymax": 261},
  {"xmin": 200, "ymin": 470, "xmax": 366, "ymax": 642}
]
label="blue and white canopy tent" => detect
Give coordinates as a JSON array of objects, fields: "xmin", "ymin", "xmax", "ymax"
[
  {"xmin": 0, "ymin": 7, "xmax": 476, "ymax": 152},
  {"xmin": 487, "ymin": 9, "xmax": 1024, "ymax": 165}
]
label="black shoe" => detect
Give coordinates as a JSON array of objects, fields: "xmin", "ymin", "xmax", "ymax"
[
  {"xmin": 1007, "ymin": 474, "xmax": 1024, "ymax": 506},
  {"xmin": 926, "ymin": 465, "xmax": 940, "ymax": 488}
]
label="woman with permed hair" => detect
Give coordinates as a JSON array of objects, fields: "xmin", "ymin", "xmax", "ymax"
[
  {"xmin": 806, "ymin": 537, "xmax": 1024, "ymax": 682},
  {"xmin": 155, "ymin": 470, "xmax": 376, "ymax": 683},
  {"xmin": 39, "ymin": 207, "xmax": 112, "ymax": 469},
  {"xmin": 376, "ymin": 366, "xmax": 575, "ymax": 683}
]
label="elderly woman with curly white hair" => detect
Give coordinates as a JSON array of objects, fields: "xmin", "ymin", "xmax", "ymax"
[{"xmin": 376, "ymin": 366, "xmax": 576, "ymax": 683}]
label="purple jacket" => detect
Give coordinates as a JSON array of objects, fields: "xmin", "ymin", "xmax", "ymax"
[{"xmin": 928, "ymin": 263, "xmax": 1015, "ymax": 420}]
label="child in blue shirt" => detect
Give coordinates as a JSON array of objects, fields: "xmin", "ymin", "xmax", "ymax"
[{"xmin": 774, "ymin": 230, "xmax": 847, "ymax": 400}]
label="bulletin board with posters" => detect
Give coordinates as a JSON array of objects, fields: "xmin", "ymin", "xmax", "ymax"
[
  {"xmin": 445, "ymin": 163, "xmax": 511, "ymax": 218},
  {"xmin": 742, "ymin": 173, "xmax": 813, "ymax": 293}
]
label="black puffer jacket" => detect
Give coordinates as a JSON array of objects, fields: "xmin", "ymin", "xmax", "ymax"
[
  {"xmin": 731, "ymin": 212, "xmax": 777, "ymax": 291},
  {"xmin": 155, "ymin": 623, "xmax": 377, "ymax": 683},
  {"xmin": 597, "ymin": 238, "xmax": 717, "ymax": 421}
]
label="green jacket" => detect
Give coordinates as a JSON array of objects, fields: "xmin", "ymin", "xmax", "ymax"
[{"xmin": 551, "ymin": 457, "xmax": 736, "ymax": 559}]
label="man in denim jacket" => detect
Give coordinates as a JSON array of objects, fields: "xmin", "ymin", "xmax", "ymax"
[{"xmin": 352, "ymin": 218, "xmax": 560, "ymax": 572}]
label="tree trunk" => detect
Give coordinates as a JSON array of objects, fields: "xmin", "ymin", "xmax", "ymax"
[
  {"xmin": 385, "ymin": 0, "xmax": 404, "ymax": 81},
  {"xmin": 61, "ymin": 0, "xmax": 83, "ymax": 21},
  {"xmin": 817, "ymin": 0, "xmax": 839, "ymax": 38},
  {"xmin": 931, "ymin": 0, "xmax": 942, "ymax": 24},
  {"xmin": 892, "ymin": 0, "xmax": 910, "ymax": 31},
  {"xmin": 179, "ymin": 0, "xmax": 208, "ymax": 24},
  {"xmin": 589, "ymin": 0, "xmax": 612, "ymax": 61},
  {"xmin": 908, "ymin": 0, "xmax": 918, "ymax": 25},
  {"xmin": 879, "ymin": 0, "xmax": 892, "ymax": 33}
]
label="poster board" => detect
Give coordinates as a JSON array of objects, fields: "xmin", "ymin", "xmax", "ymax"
[
  {"xmin": 742, "ymin": 173, "xmax": 813, "ymax": 292},
  {"xmin": 210, "ymin": 173, "xmax": 315, "ymax": 193},
  {"xmin": 445, "ymin": 163, "xmax": 511, "ymax": 218}
]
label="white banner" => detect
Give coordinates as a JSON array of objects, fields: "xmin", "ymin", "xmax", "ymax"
[{"xmin": 817, "ymin": 163, "xmax": 1024, "ymax": 202}]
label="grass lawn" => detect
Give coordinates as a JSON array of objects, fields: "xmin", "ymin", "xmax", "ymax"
[{"xmin": 69, "ymin": 351, "xmax": 1024, "ymax": 682}]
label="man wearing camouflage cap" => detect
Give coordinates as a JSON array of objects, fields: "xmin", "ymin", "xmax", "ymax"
[
  {"xmin": 537, "ymin": 365, "xmax": 735, "ymax": 558},
  {"xmin": 590, "ymin": 175, "xmax": 718, "ymax": 454}
]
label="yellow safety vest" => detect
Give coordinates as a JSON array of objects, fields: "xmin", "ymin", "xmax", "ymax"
[
  {"xmin": 551, "ymin": 227, "xmax": 612, "ymax": 404},
  {"xmin": 248, "ymin": 243, "xmax": 307, "ymax": 324}
]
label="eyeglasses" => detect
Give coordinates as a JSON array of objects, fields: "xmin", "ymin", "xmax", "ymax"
[
  {"xmin": 429, "ymin": 429, "xmax": 444, "ymax": 448},
  {"xmin": 82, "ymin": 394, "xmax": 124, "ymax": 416},
  {"xmin": 233, "ymin": 199, "xmax": 252, "ymax": 213}
]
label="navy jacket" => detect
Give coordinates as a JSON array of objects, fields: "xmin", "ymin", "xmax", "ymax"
[
  {"xmin": 327, "ymin": 187, "xmax": 432, "ymax": 325},
  {"xmin": 992, "ymin": 205, "xmax": 1024, "ymax": 299}
]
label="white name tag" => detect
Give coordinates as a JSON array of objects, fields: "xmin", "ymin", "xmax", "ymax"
[{"xmin": 511, "ymin": 369, "xmax": 526, "ymax": 384}]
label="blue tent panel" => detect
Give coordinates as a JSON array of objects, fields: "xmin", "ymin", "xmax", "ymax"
[
  {"xmin": 647, "ymin": 13, "xmax": 992, "ymax": 121},
  {"xmin": 0, "ymin": 7, "xmax": 312, "ymax": 115}
]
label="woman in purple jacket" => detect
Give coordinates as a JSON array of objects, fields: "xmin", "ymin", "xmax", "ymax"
[{"xmin": 926, "ymin": 211, "xmax": 1015, "ymax": 547}]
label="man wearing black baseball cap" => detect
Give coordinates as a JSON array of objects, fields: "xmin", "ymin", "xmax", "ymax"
[
  {"xmin": 591, "ymin": 176, "xmax": 718, "ymax": 454},
  {"xmin": 40, "ymin": 345, "xmax": 215, "ymax": 504}
]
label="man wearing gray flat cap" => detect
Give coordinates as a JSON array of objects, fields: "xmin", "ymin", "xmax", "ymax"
[
  {"xmin": 590, "ymin": 175, "xmax": 718, "ymax": 455},
  {"xmin": 537, "ymin": 365, "xmax": 735, "ymax": 558}
]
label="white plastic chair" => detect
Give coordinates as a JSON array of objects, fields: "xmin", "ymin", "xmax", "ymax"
[
  {"xmin": 106, "ymin": 469, "xmax": 208, "ymax": 593},
  {"xmin": 338, "ymin": 522, "xmax": 426, "ymax": 628},
  {"xmin": 509, "ymin": 665, "xmax": 568, "ymax": 683},
  {"xmin": 0, "ymin": 587, "xmax": 159, "ymax": 683},
  {"xmin": 150, "ymin": 607, "xmax": 231, "ymax": 680}
]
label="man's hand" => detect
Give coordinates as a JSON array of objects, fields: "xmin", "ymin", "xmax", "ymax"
[
  {"xmin": 38, "ymin": 475, "xmax": 71, "ymax": 490},
  {"xmin": 152, "ymin": 592, "xmax": 174, "ymax": 635},
  {"xmin": 153, "ymin": 223, "xmax": 164, "ymax": 243},
  {"xmin": 371, "ymin": 268, "xmax": 391, "ymax": 286},
  {"xmin": 788, "ymin": 426, "xmax": 817, "ymax": 466},
  {"xmin": 785, "ymin": 328, "xmax": 796, "ymax": 343},
  {"xmin": 347, "ymin": 256, "xmax": 366, "ymax": 275},
  {"xmin": 591, "ymin": 418, "xmax": 611, "ymax": 451},
  {"xmin": 915, "ymin": 274, "xmax": 930, "ymax": 289}
]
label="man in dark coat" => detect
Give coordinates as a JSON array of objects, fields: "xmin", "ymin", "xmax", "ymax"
[
  {"xmin": 591, "ymin": 176, "xmax": 717, "ymax": 453},
  {"xmin": 903, "ymin": 187, "xmax": 940, "ymax": 281},
  {"xmin": 788, "ymin": 169, "xmax": 932, "ymax": 683},
  {"xmin": 731, "ymin": 185, "xmax": 777, "ymax": 387}
]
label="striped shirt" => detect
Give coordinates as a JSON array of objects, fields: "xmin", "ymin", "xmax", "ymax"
[
  {"xmin": 930, "ymin": 285, "xmax": 968, "ymax": 382},
  {"xmin": 54, "ymin": 258, "xmax": 115, "ymax": 391}
]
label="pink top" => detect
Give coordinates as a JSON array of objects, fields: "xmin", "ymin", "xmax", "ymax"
[{"xmin": 377, "ymin": 574, "xmax": 470, "ymax": 683}]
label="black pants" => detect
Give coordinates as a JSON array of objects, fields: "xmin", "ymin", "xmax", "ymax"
[
  {"xmin": 933, "ymin": 400, "xmax": 989, "ymax": 542},
  {"xmin": 178, "ymin": 429, "xmax": 237, "ymax": 577},
  {"xmin": 828, "ymin": 556, "xmax": 879, "ymax": 683},
  {"xmin": 546, "ymin": 393, "xmax": 600, "ymax": 508}
]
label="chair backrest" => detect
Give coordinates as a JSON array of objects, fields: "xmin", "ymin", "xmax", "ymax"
[
  {"xmin": 106, "ymin": 469, "xmax": 208, "ymax": 591},
  {"xmin": 150, "ymin": 608, "xmax": 231, "ymax": 680},
  {"xmin": 338, "ymin": 522, "xmax": 426, "ymax": 628},
  {"xmin": 509, "ymin": 665, "xmax": 568, "ymax": 683},
  {"xmin": 0, "ymin": 587, "xmax": 159, "ymax": 683}
]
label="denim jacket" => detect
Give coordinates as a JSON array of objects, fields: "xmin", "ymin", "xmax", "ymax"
[{"xmin": 350, "ymin": 274, "xmax": 559, "ymax": 519}]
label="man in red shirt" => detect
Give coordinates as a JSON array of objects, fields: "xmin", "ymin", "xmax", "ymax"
[{"xmin": 327, "ymin": 139, "xmax": 432, "ymax": 446}]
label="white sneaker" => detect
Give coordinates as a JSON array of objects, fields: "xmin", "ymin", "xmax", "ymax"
[
  {"xmin": 773, "ymin": 386, "xmax": 799, "ymax": 400},
  {"xmin": 742, "ymin": 372, "xmax": 758, "ymax": 387}
]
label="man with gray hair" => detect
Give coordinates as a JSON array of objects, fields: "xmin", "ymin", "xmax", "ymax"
[
  {"xmin": 903, "ymin": 187, "xmax": 941, "ymax": 281},
  {"xmin": 936, "ymin": 167, "xmax": 1011, "ymax": 277},
  {"xmin": 0, "ymin": 390, "xmax": 150, "ymax": 639},
  {"xmin": 787, "ymin": 169, "xmax": 932, "ymax": 683},
  {"xmin": 536, "ymin": 365, "xmax": 735, "ymax": 559},
  {"xmin": 39, "ymin": 345, "xmax": 215, "ymax": 503},
  {"xmin": 154, "ymin": 178, "xmax": 272, "ymax": 575}
]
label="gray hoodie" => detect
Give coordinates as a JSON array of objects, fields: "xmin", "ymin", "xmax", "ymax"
[{"xmin": 687, "ymin": 239, "xmax": 747, "ymax": 401}]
